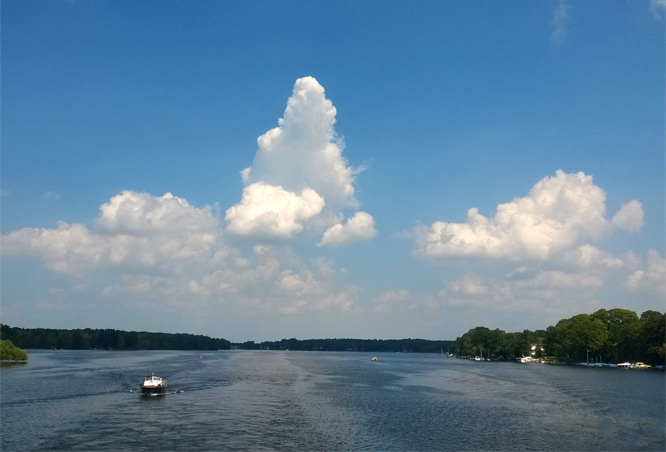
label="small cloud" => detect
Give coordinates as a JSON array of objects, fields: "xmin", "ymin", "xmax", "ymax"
[
  {"xmin": 41, "ymin": 191, "xmax": 60, "ymax": 201},
  {"xmin": 611, "ymin": 200, "xmax": 643, "ymax": 232},
  {"xmin": 650, "ymin": 0, "xmax": 666, "ymax": 18},
  {"xmin": 551, "ymin": 0, "xmax": 571, "ymax": 45},
  {"xmin": 625, "ymin": 250, "xmax": 666, "ymax": 296},
  {"xmin": 319, "ymin": 211, "xmax": 376, "ymax": 247},
  {"xmin": 560, "ymin": 244, "xmax": 625, "ymax": 270}
]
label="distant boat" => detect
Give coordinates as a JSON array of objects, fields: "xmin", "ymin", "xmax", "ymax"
[
  {"xmin": 140, "ymin": 373, "xmax": 167, "ymax": 395},
  {"xmin": 474, "ymin": 356, "xmax": 481, "ymax": 361},
  {"xmin": 516, "ymin": 357, "xmax": 533, "ymax": 363},
  {"xmin": 617, "ymin": 362, "xmax": 633, "ymax": 369},
  {"xmin": 372, "ymin": 356, "xmax": 378, "ymax": 362}
]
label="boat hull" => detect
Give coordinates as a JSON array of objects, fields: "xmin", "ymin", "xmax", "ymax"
[{"xmin": 140, "ymin": 385, "xmax": 167, "ymax": 395}]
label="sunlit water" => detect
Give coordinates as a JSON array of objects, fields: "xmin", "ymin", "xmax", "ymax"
[{"xmin": 1, "ymin": 350, "xmax": 664, "ymax": 451}]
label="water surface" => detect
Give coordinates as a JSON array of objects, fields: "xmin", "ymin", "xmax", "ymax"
[{"xmin": 1, "ymin": 350, "xmax": 664, "ymax": 451}]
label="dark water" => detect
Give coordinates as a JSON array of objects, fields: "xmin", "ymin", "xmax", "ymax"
[{"xmin": 1, "ymin": 350, "xmax": 664, "ymax": 451}]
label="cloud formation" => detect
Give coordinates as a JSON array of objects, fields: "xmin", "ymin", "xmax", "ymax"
[
  {"xmin": 225, "ymin": 183, "xmax": 325, "ymax": 239},
  {"xmin": 41, "ymin": 191, "xmax": 60, "ymax": 201},
  {"xmin": 650, "ymin": 0, "xmax": 666, "ymax": 18},
  {"xmin": 625, "ymin": 250, "xmax": 666, "ymax": 296},
  {"xmin": 319, "ymin": 211, "xmax": 376, "ymax": 247},
  {"xmin": 225, "ymin": 76, "xmax": 375, "ymax": 245},
  {"xmin": 412, "ymin": 170, "xmax": 643, "ymax": 261},
  {"xmin": 1, "ymin": 74, "xmax": 661, "ymax": 340},
  {"xmin": 551, "ymin": 0, "xmax": 571, "ymax": 45},
  {"xmin": 2, "ymin": 191, "xmax": 219, "ymax": 274}
]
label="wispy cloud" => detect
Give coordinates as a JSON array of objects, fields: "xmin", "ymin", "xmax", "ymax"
[
  {"xmin": 551, "ymin": 0, "xmax": 572, "ymax": 45},
  {"xmin": 650, "ymin": 0, "xmax": 666, "ymax": 18},
  {"xmin": 41, "ymin": 191, "xmax": 60, "ymax": 201}
]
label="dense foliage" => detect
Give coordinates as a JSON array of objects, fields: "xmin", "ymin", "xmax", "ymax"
[
  {"xmin": 452, "ymin": 308, "xmax": 665, "ymax": 365},
  {"xmin": 0, "ymin": 325, "xmax": 230, "ymax": 351},
  {"xmin": 0, "ymin": 339, "xmax": 28, "ymax": 361},
  {"xmin": 450, "ymin": 327, "xmax": 545, "ymax": 361},
  {"xmin": 235, "ymin": 338, "xmax": 454, "ymax": 353}
]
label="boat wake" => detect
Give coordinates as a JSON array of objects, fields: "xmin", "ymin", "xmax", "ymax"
[{"xmin": 129, "ymin": 389, "xmax": 184, "ymax": 397}]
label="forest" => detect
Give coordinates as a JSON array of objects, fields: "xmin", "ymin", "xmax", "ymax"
[
  {"xmin": 0, "ymin": 325, "xmax": 231, "ymax": 351},
  {"xmin": 451, "ymin": 308, "xmax": 665, "ymax": 365},
  {"xmin": 0, "ymin": 323, "xmax": 452, "ymax": 354},
  {"xmin": 235, "ymin": 338, "xmax": 454, "ymax": 353}
]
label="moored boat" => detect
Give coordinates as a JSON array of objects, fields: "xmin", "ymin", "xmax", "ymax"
[
  {"xmin": 516, "ymin": 356, "xmax": 533, "ymax": 363},
  {"xmin": 140, "ymin": 372, "xmax": 167, "ymax": 395},
  {"xmin": 634, "ymin": 362, "xmax": 651, "ymax": 369}
]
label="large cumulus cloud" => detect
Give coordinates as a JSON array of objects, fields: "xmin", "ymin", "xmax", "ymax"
[
  {"xmin": 225, "ymin": 76, "xmax": 375, "ymax": 245},
  {"xmin": 412, "ymin": 170, "xmax": 643, "ymax": 261}
]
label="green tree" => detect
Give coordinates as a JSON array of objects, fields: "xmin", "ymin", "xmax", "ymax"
[
  {"xmin": 591, "ymin": 308, "xmax": 640, "ymax": 362},
  {"xmin": 549, "ymin": 314, "xmax": 608, "ymax": 362},
  {"xmin": 0, "ymin": 339, "xmax": 28, "ymax": 361},
  {"xmin": 637, "ymin": 310, "xmax": 666, "ymax": 365}
]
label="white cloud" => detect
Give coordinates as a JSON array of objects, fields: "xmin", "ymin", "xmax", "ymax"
[
  {"xmin": 650, "ymin": 0, "xmax": 666, "ymax": 18},
  {"xmin": 430, "ymin": 247, "xmax": 663, "ymax": 325},
  {"xmin": 225, "ymin": 182, "xmax": 325, "ymax": 239},
  {"xmin": 412, "ymin": 170, "xmax": 643, "ymax": 261},
  {"xmin": 372, "ymin": 289, "xmax": 411, "ymax": 313},
  {"xmin": 611, "ymin": 200, "xmax": 643, "ymax": 231},
  {"xmin": 97, "ymin": 191, "xmax": 218, "ymax": 237},
  {"xmin": 625, "ymin": 250, "xmax": 666, "ymax": 296},
  {"xmin": 226, "ymin": 76, "xmax": 374, "ymax": 244},
  {"xmin": 319, "ymin": 211, "xmax": 376, "ymax": 247},
  {"xmin": 41, "ymin": 191, "xmax": 60, "ymax": 201},
  {"xmin": 1, "ymin": 221, "xmax": 107, "ymax": 274},
  {"xmin": 436, "ymin": 268, "xmax": 604, "ymax": 316},
  {"xmin": 559, "ymin": 244, "xmax": 625, "ymax": 270},
  {"xmin": 270, "ymin": 257, "xmax": 360, "ymax": 315},
  {"xmin": 1, "ymin": 190, "xmax": 219, "ymax": 274},
  {"xmin": 551, "ymin": 0, "xmax": 571, "ymax": 45}
]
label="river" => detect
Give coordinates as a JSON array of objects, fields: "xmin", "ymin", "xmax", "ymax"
[{"xmin": 1, "ymin": 350, "xmax": 664, "ymax": 451}]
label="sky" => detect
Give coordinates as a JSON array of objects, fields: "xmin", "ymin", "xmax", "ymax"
[{"xmin": 1, "ymin": 0, "xmax": 665, "ymax": 342}]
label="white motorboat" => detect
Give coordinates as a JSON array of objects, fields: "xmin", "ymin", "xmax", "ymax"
[{"xmin": 140, "ymin": 372, "xmax": 167, "ymax": 395}]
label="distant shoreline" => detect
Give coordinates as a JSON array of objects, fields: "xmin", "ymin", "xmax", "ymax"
[{"xmin": 0, "ymin": 324, "xmax": 453, "ymax": 353}]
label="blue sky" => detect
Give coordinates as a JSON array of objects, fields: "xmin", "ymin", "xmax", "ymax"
[{"xmin": 2, "ymin": 0, "xmax": 664, "ymax": 342}]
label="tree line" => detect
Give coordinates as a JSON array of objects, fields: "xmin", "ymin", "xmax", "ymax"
[
  {"xmin": 0, "ymin": 324, "xmax": 453, "ymax": 354},
  {"xmin": 0, "ymin": 324, "xmax": 231, "ymax": 351},
  {"xmin": 3, "ymin": 307, "xmax": 662, "ymax": 362},
  {"xmin": 234, "ymin": 338, "xmax": 454, "ymax": 353},
  {"xmin": 452, "ymin": 308, "xmax": 665, "ymax": 365}
]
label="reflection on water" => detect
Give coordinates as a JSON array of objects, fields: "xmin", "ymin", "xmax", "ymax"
[{"xmin": 1, "ymin": 350, "xmax": 664, "ymax": 451}]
